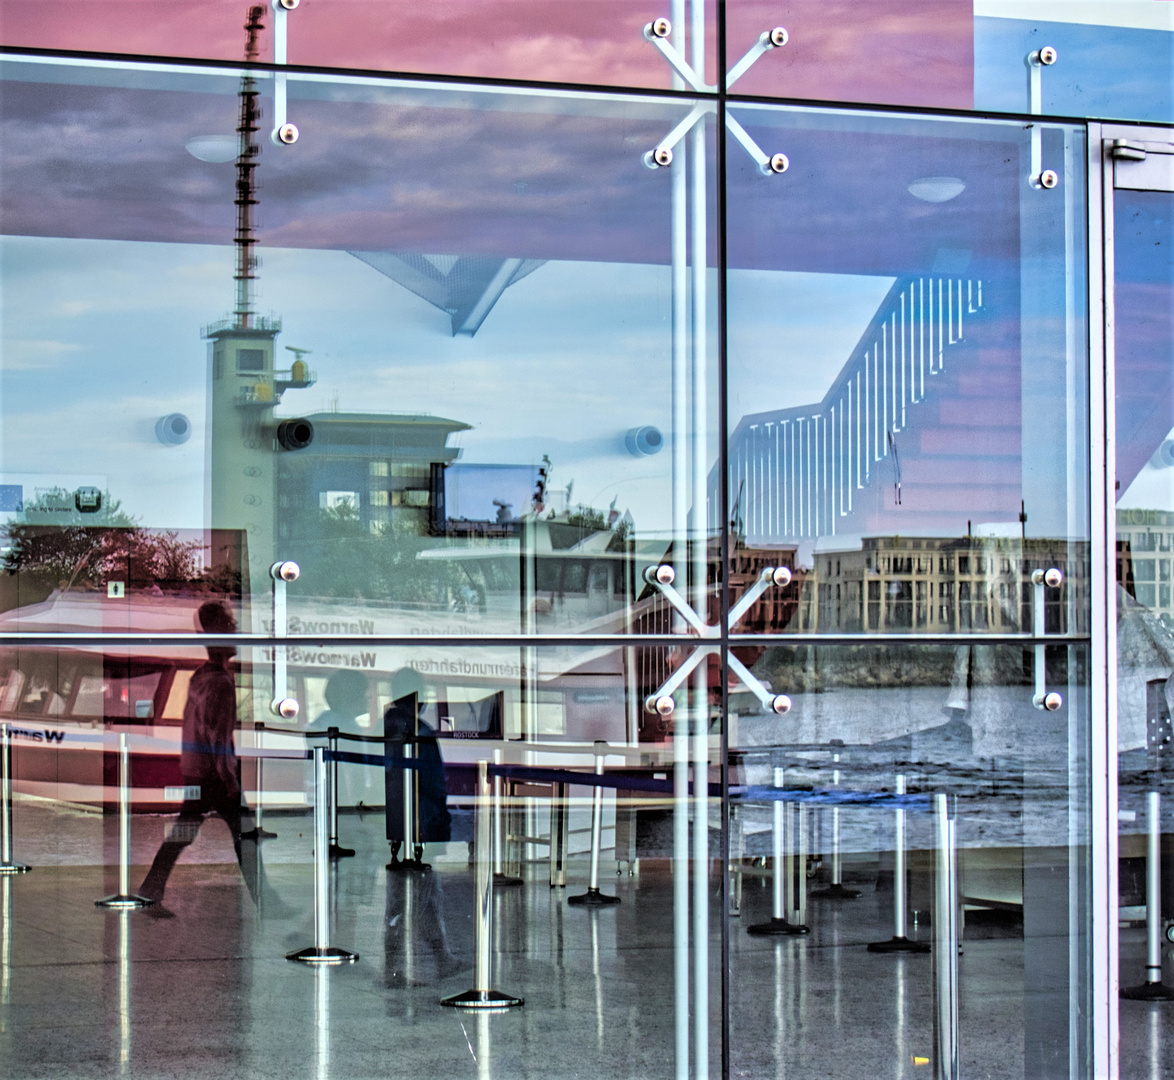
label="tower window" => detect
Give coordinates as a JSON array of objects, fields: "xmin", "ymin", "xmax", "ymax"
[{"xmin": 236, "ymin": 348, "xmax": 265, "ymax": 372}]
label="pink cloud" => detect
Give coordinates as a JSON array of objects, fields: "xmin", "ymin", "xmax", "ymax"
[{"xmin": 2, "ymin": 1, "xmax": 972, "ymax": 106}]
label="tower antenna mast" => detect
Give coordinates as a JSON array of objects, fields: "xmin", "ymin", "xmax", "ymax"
[{"xmin": 234, "ymin": 5, "xmax": 265, "ymax": 330}]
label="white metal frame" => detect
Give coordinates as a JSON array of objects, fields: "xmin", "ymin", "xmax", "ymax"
[
  {"xmin": 1088, "ymin": 118, "xmax": 1115, "ymax": 1080},
  {"xmin": 1096, "ymin": 120, "xmax": 1174, "ymax": 1079}
]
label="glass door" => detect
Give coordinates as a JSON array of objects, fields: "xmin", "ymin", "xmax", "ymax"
[
  {"xmin": 1104, "ymin": 123, "xmax": 1174, "ymax": 1079},
  {"xmin": 723, "ymin": 104, "xmax": 1092, "ymax": 1079}
]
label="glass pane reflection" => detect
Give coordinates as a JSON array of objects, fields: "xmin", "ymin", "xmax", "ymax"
[
  {"xmin": 726, "ymin": 641, "xmax": 1091, "ymax": 1078},
  {"xmin": 1, "ymin": 640, "xmax": 718, "ymax": 1072},
  {"xmin": 0, "ymin": 60, "xmax": 719, "ymax": 637},
  {"xmin": 724, "ymin": 105, "xmax": 1088, "ymax": 635},
  {"xmin": 1113, "ymin": 185, "xmax": 1174, "ymax": 1037}
]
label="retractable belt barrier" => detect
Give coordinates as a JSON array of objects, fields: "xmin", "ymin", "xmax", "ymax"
[
  {"xmin": 0, "ymin": 723, "xmax": 30, "ymax": 875},
  {"xmin": 1121, "ymin": 789, "xmax": 1174, "ymax": 1001},
  {"xmin": 286, "ymin": 745, "xmax": 358, "ymax": 966},
  {"xmin": 440, "ymin": 760, "xmax": 523, "ymax": 1011},
  {"xmin": 94, "ymin": 732, "xmax": 154, "ymax": 910},
  {"xmin": 3, "ymin": 720, "xmax": 963, "ymax": 1061},
  {"xmin": 868, "ymin": 774, "xmax": 931, "ymax": 955}
]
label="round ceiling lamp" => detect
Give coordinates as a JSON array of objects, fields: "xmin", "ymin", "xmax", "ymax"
[
  {"xmin": 907, "ymin": 176, "xmax": 966, "ymax": 203},
  {"xmin": 185, "ymin": 135, "xmax": 239, "ymax": 163}
]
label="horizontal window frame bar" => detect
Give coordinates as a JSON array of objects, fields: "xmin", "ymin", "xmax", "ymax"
[
  {"xmin": 1, "ymin": 44, "xmax": 1162, "ymax": 129},
  {"xmin": 731, "ymin": 633, "xmax": 1090, "ymax": 646},
  {"xmin": 0, "ymin": 632, "xmax": 1089, "ymax": 649}
]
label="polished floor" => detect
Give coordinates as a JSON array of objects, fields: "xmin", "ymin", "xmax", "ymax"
[{"xmin": 0, "ymin": 797, "xmax": 1169, "ymax": 1080}]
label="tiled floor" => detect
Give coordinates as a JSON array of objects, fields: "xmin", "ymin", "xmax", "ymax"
[{"xmin": 0, "ymin": 798, "xmax": 1169, "ymax": 1079}]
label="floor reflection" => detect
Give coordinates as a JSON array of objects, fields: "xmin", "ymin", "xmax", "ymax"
[{"xmin": 0, "ymin": 801, "xmax": 1167, "ymax": 1079}]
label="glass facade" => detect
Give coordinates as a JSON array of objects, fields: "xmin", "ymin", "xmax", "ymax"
[{"xmin": 0, "ymin": 3, "xmax": 1168, "ymax": 1079}]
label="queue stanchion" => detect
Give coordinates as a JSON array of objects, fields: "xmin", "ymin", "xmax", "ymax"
[
  {"xmin": 932, "ymin": 793, "xmax": 960, "ymax": 1080},
  {"xmin": 0, "ymin": 723, "xmax": 30, "ymax": 875},
  {"xmin": 868, "ymin": 774, "xmax": 929, "ymax": 953},
  {"xmin": 441, "ymin": 759, "xmax": 523, "ymax": 1010},
  {"xmin": 569, "ymin": 741, "xmax": 620, "ymax": 907},
  {"xmin": 241, "ymin": 721, "xmax": 277, "ymax": 841},
  {"xmin": 96, "ymin": 732, "xmax": 152, "ymax": 909},
  {"xmin": 813, "ymin": 753, "xmax": 859, "ymax": 900},
  {"xmin": 748, "ymin": 766, "xmax": 808, "ymax": 935},
  {"xmin": 327, "ymin": 728, "xmax": 354, "ymax": 859},
  {"xmin": 1121, "ymin": 789, "xmax": 1174, "ymax": 1000},
  {"xmin": 493, "ymin": 748, "xmax": 521, "ymax": 887},
  {"xmin": 287, "ymin": 746, "xmax": 358, "ymax": 965},
  {"xmin": 549, "ymin": 780, "xmax": 569, "ymax": 888}
]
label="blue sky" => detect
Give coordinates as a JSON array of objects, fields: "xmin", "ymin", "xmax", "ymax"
[{"xmin": 0, "ymin": 234, "xmax": 893, "ymax": 536}]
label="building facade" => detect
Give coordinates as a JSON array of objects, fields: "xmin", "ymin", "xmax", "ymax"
[{"xmin": 0, "ymin": 2, "xmax": 1172, "ymax": 1078}]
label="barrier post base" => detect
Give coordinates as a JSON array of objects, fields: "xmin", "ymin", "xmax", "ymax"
[
  {"xmin": 329, "ymin": 843, "xmax": 356, "ymax": 859},
  {"xmin": 0, "ymin": 862, "xmax": 30, "ymax": 875},
  {"xmin": 1121, "ymin": 981, "xmax": 1174, "ymax": 1001},
  {"xmin": 386, "ymin": 857, "xmax": 430, "ymax": 873},
  {"xmin": 867, "ymin": 935, "xmax": 930, "ymax": 954},
  {"xmin": 494, "ymin": 871, "xmax": 523, "ymax": 888},
  {"xmin": 568, "ymin": 887, "xmax": 620, "ymax": 907},
  {"xmin": 812, "ymin": 883, "xmax": 860, "ymax": 900},
  {"xmin": 440, "ymin": 988, "xmax": 524, "ymax": 1011},
  {"xmin": 240, "ymin": 827, "xmax": 278, "ymax": 841},
  {"xmin": 747, "ymin": 917, "xmax": 808, "ymax": 936},
  {"xmin": 95, "ymin": 894, "xmax": 153, "ymax": 910},
  {"xmin": 286, "ymin": 946, "xmax": 358, "ymax": 965},
  {"xmin": 387, "ymin": 843, "xmax": 430, "ymax": 873}
]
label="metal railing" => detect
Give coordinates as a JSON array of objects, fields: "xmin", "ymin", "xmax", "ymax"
[{"xmin": 725, "ymin": 275, "xmax": 986, "ymax": 542}]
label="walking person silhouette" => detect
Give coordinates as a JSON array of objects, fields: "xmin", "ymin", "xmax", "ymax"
[{"xmin": 138, "ymin": 600, "xmax": 264, "ymax": 913}]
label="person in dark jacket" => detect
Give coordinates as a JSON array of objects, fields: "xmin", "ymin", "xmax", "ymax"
[
  {"xmin": 139, "ymin": 601, "xmax": 261, "ymax": 908},
  {"xmin": 385, "ymin": 668, "xmax": 450, "ymax": 871},
  {"xmin": 306, "ymin": 669, "xmax": 373, "ymax": 857}
]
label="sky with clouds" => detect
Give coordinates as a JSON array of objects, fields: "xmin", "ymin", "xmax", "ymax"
[
  {"xmin": 1, "ymin": 3, "xmax": 1162, "ymax": 544},
  {"xmin": 0, "ymin": 231, "xmax": 890, "ymax": 536}
]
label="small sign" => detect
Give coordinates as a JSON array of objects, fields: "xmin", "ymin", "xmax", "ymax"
[
  {"xmin": 134, "ymin": 700, "xmax": 153, "ymax": 719},
  {"xmin": 164, "ymin": 786, "xmax": 201, "ymax": 802},
  {"xmin": 0, "ymin": 484, "xmax": 22, "ymax": 512},
  {"xmin": 107, "ymin": 581, "xmax": 125, "ymax": 598},
  {"xmin": 75, "ymin": 486, "xmax": 102, "ymax": 513}
]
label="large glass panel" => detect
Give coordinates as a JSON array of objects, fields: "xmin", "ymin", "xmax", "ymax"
[
  {"xmin": 292, "ymin": 1, "xmax": 718, "ymax": 91},
  {"xmin": 722, "ymin": 105, "xmax": 1091, "ymax": 1078},
  {"xmin": 975, "ymin": 4, "xmax": 1174, "ymax": 124},
  {"xmin": 0, "ymin": 0, "xmax": 717, "ymax": 93},
  {"xmin": 725, "ymin": 1, "xmax": 974, "ymax": 109},
  {"xmin": 0, "ymin": 57, "xmax": 718, "ymax": 638},
  {"xmin": 1111, "ymin": 170, "xmax": 1174, "ymax": 1067},
  {"xmin": 724, "ymin": 105, "xmax": 1088, "ymax": 637},
  {"xmin": 0, "ymin": 639, "xmax": 718, "ymax": 1076},
  {"xmin": 725, "ymin": 641, "xmax": 1090, "ymax": 1078},
  {"xmin": 0, "ymin": 0, "xmax": 277, "ymax": 63}
]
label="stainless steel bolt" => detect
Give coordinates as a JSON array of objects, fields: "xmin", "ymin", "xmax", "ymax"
[
  {"xmin": 273, "ymin": 697, "xmax": 300, "ymax": 720},
  {"xmin": 271, "ymin": 560, "xmax": 301, "ymax": 582}
]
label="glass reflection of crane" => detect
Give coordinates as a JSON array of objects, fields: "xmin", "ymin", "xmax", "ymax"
[{"xmin": 204, "ymin": 4, "xmax": 313, "ymax": 598}]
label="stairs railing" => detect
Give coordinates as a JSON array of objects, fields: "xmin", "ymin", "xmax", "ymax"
[{"xmin": 723, "ymin": 275, "xmax": 986, "ymax": 543}]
